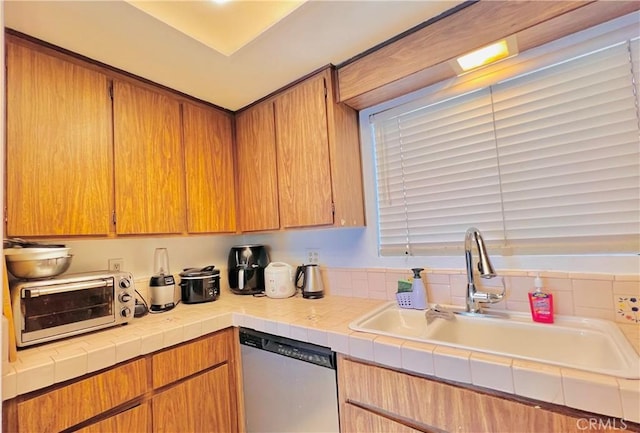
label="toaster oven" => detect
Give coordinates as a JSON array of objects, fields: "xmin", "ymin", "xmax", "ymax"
[{"xmin": 10, "ymin": 271, "xmax": 136, "ymax": 347}]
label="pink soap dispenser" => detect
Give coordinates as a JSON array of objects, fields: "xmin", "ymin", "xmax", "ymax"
[{"xmin": 528, "ymin": 273, "xmax": 554, "ymax": 323}]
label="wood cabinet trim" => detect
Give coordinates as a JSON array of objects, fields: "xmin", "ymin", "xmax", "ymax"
[{"xmin": 336, "ymin": 1, "xmax": 640, "ymax": 110}]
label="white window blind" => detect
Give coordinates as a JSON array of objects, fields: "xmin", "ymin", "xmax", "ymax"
[{"xmin": 373, "ymin": 39, "xmax": 640, "ymax": 256}]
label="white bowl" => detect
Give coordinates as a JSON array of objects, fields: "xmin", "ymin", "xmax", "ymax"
[{"xmin": 4, "ymin": 247, "xmax": 71, "ymax": 262}]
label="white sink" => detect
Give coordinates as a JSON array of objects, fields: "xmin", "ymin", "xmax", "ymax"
[{"xmin": 349, "ymin": 302, "xmax": 640, "ymax": 379}]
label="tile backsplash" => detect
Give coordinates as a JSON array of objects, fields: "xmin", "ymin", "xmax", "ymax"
[{"xmin": 323, "ymin": 267, "xmax": 640, "ymax": 325}]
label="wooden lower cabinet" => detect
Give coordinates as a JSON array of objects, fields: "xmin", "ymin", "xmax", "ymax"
[
  {"xmin": 4, "ymin": 358, "xmax": 147, "ymax": 433},
  {"xmin": 75, "ymin": 403, "xmax": 151, "ymax": 433},
  {"xmin": 152, "ymin": 365, "xmax": 235, "ymax": 433},
  {"xmin": 341, "ymin": 404, "xmax": 421, "ymax": 433},
  {"xmin": 338, "ymin": 356, "xmax": 626, "ymax": 433},
  {"xmin": 2, "ymin": 329, "xmax": 242, "ymax": 433},
  {"xmin": 151, "ymin": 328, "xmax": 231, "ymax": 389},
  {"xmin": 150, "ymin": 328, "xmax": 241, "ymax": 433}
]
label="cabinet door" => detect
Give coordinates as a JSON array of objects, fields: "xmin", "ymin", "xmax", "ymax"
[
  {"xmin": 152, "ymin": 365, "xmax": 236, "ymax": 433},
  {"xmin": 235, "ymin": 101, "xmax": 280, "ymax": 231},
  {"xmin": 113, "ymin": 81, "xmax": 185, "ymax": 234},
  {"xmin": 183, "ymin": 103, "xmax": 236, "ymax": 233},
  {"xmin": 6, "ymin": 39, "xmax": 113, "ymax": 236},
  {"xmin": 75, "ymin": 403, "xmax": 151, "ymax": 433},
  {"xmin": 274, "ymin": 75, "xmax": 334, "ymax": 228}
]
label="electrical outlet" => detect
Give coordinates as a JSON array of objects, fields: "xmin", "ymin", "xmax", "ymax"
[
  {"xmin": 306, "ymin": 249, "xmax": 320, "ymax": 264},
  {"xmin": 108, "ymin": 258, "xmax": 124, "ymax": 272}
]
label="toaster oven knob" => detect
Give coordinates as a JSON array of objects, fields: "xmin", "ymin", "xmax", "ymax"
[
  {"xmin": 121, "ymin": 306, "xmax": 132, "ymax": 318},
  {"xmin": 119, "ymin": 279, "xmax": 132, "ymax": 289},
  {"xmin": 119, "ymin": 292, "xmax": 132, "ymax": 303}
]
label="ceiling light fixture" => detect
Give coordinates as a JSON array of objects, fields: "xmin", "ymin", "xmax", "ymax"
[{"xmin": 451, "ymin": 36, "xmax": 518, "ymax": 75}]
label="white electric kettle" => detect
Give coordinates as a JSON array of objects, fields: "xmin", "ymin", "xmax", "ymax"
[{"xmin": 264, "ymin": 262, "xmax": 296, "ymax": 299}]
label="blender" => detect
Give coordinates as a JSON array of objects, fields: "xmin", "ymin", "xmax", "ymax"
[{"xmin": 149, "ymin": 248, "xmax": 176, "ymax": 312}]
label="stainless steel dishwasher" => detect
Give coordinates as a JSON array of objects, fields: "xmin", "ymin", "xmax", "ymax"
[{"xmin": 239, "ymin": 327, "xmax": 340, "ymax": 433}]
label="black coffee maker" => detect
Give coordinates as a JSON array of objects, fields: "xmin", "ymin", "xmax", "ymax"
[{"xmin": 228, "ymin": 245, "xmax": 269, "ymax": 295}]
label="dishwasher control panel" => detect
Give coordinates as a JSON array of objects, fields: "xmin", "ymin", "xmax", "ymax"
[{"xmin": 239, "ymin": 327, "xmax": 336, "ymax": 369}]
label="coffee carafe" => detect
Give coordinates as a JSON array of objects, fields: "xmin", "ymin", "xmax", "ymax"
[
  {"xmin": 228, "ymin": 245, "xmax": 269, "ymax": 295},
  {"xmin": 295, "ymin": 264, "xmax": 324, "ymax": 299}
]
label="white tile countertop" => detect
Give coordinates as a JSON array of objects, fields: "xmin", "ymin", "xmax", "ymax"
[{"xmin": 2, "ymin": 293, "xmax": 639, "ymax": 423}]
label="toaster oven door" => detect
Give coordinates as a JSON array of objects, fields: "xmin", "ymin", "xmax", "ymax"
[{"xmin": 19, "ymin": 278, "xmax": 116, "ymax": 345}]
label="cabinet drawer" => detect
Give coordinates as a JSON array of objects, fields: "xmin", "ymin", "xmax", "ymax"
[
  {"xmin": 338, "ymin": 356, "xmax": 591, "ymax": 433},
  {"xmin": 152, "ymin": 328, "xmax": 232, "ymax": 388},
  {"xmin": 16, "ymin": 358, "xmax": 147, "ymax": 432}
]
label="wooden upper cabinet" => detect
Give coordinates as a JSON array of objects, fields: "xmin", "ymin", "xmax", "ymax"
[
  {"xmin": 5, "ymin": 38, "xmax": 113, "ymax": 236},
  {"xmin": 235, "ymin": 101, "xmax": 280, "ymax": 232},
  {"xmin": 182, "ymin": 103, "xmax": 236, "ymax": 233},
  {"xmin": 112, "ymin": 81, "xmax": 185, "ymax": 235},
  {"xmin": 274, "ymin": 73, "xmax": 334, "ymax": 228},
  {"xmin": 235, "ymin": 67, "xmax": 365, "ymax": 232}
]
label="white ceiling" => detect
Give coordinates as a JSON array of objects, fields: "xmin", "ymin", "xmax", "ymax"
[
  {"xmin": 126, "ymin": 0, "xmax": 308, "ymax": 57},
  {"xmin": 4, "ymin": 0, "xmax": 463, "ymax": 111}
]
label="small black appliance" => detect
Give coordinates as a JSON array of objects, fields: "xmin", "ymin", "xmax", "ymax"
[
  {"xmin": 228, "ymin": 245, "xmax": 269, "ymax": 295},
  {"xmin": 180, "ymin": 265, "xmax": 220, "ymax": 304}
]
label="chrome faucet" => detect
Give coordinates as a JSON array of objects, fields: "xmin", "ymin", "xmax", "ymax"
[{"xmin": 464, "ymin": 227, "xmax": 504, "ymax": 313}]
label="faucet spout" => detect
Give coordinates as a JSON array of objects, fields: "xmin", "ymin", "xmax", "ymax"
[{"xmin": 464, "ymin": 227, "xmax": 502, "ymax": 313}]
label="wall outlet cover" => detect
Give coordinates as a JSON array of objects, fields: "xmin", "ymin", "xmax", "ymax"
[{"xmin": 108, "ymin": 258, "xmax": 124, "ymax": 272}]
